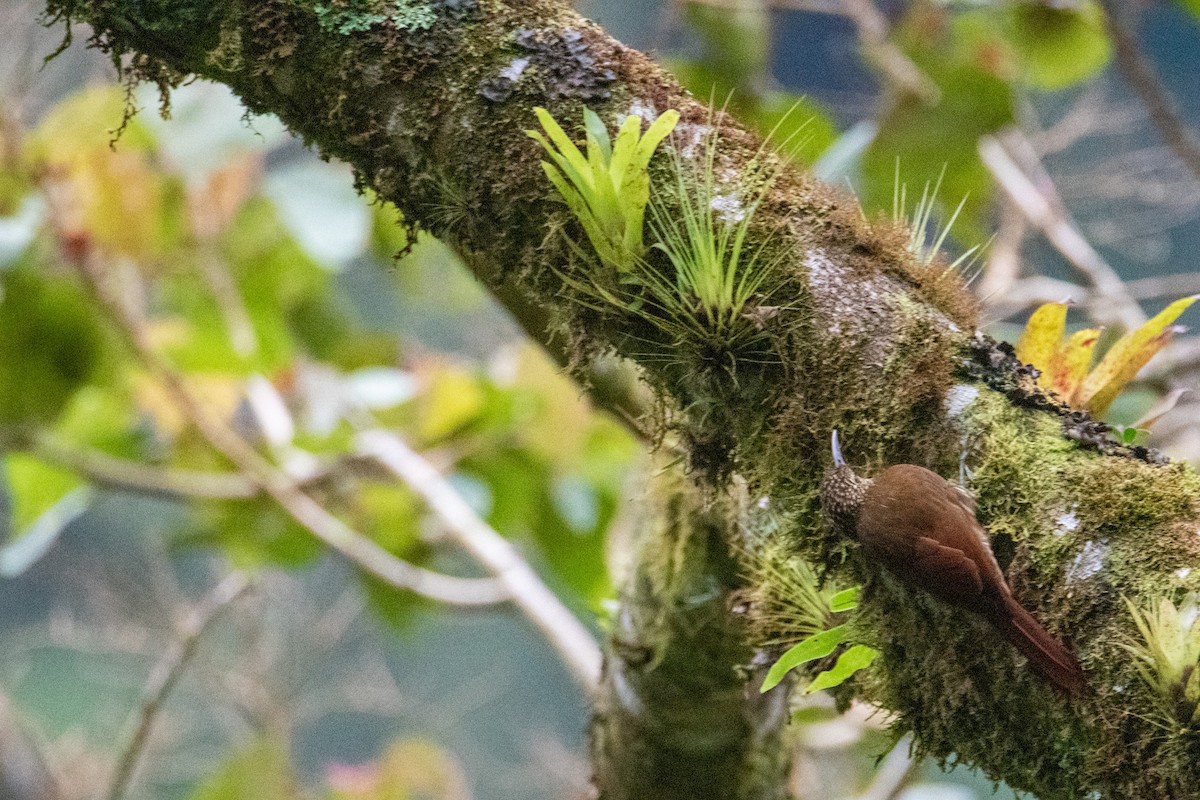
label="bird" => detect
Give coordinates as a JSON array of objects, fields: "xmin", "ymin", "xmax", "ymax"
[{"xmin": 820, "ymin": 431, "xmax": 1085, "ymax": 695}]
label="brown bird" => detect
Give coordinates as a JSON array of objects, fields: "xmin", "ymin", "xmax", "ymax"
[{"xmin": 821, "ymin": 431, "xmax": 1085, "ymax": 695}]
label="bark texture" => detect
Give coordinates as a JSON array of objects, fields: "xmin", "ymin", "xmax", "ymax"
[{"xmin": 40, "ymin": 1, "xmax": 1200, "ymax": 797}]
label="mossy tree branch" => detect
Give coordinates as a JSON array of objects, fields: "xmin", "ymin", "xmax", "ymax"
[{"xmin": 37, "ymin": 0, "xmax": 1200, "ymax": 797}]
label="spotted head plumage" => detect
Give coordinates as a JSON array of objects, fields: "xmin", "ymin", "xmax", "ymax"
[{"xmin": 820, "ymin": 430, "xmax": 872, "ymax": 531}]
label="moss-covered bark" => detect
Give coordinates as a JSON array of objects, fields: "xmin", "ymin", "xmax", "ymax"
[
  {"xmin": 593, "ymin": 475, "xmax": 790, "ymax": 800},
  {"xmin": 38, "ymin": 1, "xmax": 1200, "ymax": 797}
]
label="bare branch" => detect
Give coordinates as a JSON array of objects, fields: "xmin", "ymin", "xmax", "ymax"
[
  {"xmin": 28, "ymin": 431, "xmax": 260, "ymax": 500},
  {"xmin": 978, "ymin": 130, "xmax": 1145, "ymax": 330},
  {"xmin": 837, "ymin": 0, "xmax": 939, "ymax": 105},
  {"xmin": 103, "ymin": 573, "xmax": 252, "ymax": 800},
  {"xmin": 1100, "ymin": 0, "xmax": 1200, "ymax": 185},
  {"xmin": 71, "ymin": 248, "xmax": 510, "ymax": 608},
  {"xmin": 355, "ymin": 430, "xmax": 603, "ymax": 688}
]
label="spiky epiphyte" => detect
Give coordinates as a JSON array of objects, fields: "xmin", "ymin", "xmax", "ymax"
[
  {"xmin": 1123, "ymin": 594, "xmax": 1200, "ymax": 731},
  {"xmin": 820, "ymin": 430, "xmax": 871, "ymax": 531}
]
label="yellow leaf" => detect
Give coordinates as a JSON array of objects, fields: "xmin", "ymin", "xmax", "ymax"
[
  {"xmin": 328, "ymin": 738, "xmax": 469, "ymax": 800},
  {"xmin": 1015, "ymin": 302, "xmax": 1068, "ymax": 377},
  {"xmin": 1078, "ymin": 296, "xmax": 1198, "ymax": 415},
  {"xmin": 416, "ymin": 365, "xmax": 485, "ymax": 442},
  {"xmin": 1048, "ymin": 327, "xmax": 1100, "ymax": 405}
]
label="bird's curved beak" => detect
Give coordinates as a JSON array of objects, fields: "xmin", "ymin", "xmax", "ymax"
[{"xmin": 831, "ymin": 430, "xmax": 845, "ymax": 468}]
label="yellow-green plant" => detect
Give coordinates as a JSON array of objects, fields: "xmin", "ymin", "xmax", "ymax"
[
  {"xmin": 527, "ymin": 106, "xmax": 679, "ymax": 274},
  {"xmin": 1122, "ymin": 595, "xmax": 1200, "ymax": 730},
  {"xmin": 760, "ymin": 584, "xmax": 879, "ymax": 694},
  {"xmin": 637, "ymin": 135, "xmax": 787, "ymax": 349},
  {"xmin": 892, "ymin": 163, "xmax": 983, "ymax": 277},
  {"xmin": 1015, "ymin": 296, "xmax": 1198, "ymax": 415}
]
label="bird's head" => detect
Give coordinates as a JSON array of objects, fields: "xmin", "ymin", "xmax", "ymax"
[{"xmin": 820, "ymin": 430, "xmax": 872, "ymax": 531}]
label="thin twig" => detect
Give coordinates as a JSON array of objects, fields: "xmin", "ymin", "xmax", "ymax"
[
  {"xmin": 977, "ymin": 197, "xmax": 1027, "ymax": 304},
  {"xmin": 1100, "ymin": 0, "xmax": 1200, "ymax": 185},
  {"xmin": 103, "ymin": 573, "xmax": 252, "ymax": 800},
  {"xmin": 73, "ymin": 250, "xmax": 509, "ymax": 608},
  {"xmin": 979, "ymin": 131, "xmax": 1145, "ymax": 330},
  {"xmin": 356, "ymin": 429, "xmax": 603, "ymax": 688}
]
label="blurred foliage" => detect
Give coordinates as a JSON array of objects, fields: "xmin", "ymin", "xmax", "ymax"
[
  {"xmin": 0, "ymin": 77, "xmax": 636, "ymax": 799},
  {"xmin": 0, "ymin": 83, "xmax": 636, "ymax": 613}
]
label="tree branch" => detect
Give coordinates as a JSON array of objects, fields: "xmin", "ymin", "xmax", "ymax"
[
  {"xmin": 356, "ymin": 429, "xmax": 603, "ymax": 688},
  {"xmin": 1100, "ymin": 0, "xmax": 1200, "ymax": 185},
  {"xmin": 27, "ymin": 430, "xmax": 260, "ymax": 500},
  {"xmin": 104, "ymin": 573, "xmax": 252, "ymax": 800},
  {"xmin": 70, "ymin": 245, "xmax": 510, "ymax": 608}
]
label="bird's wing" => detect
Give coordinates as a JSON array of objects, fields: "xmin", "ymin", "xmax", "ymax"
[{"xmin": 912, "ymin": 535, "xmax": 985, "ymax": 605}]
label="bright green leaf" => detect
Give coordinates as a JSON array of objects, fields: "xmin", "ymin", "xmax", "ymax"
[
  {"xmin": 805, "ymin": 645, "xmax": 880, "ymax": 694},
  {"xmin": 3, "ymin": 455, "xmax": 89, "ymax": 536},
  {"xmin": 760, "ymin": 624, "xmax": 848, "ymax": 693},
  {"xmin": 417, "ymin": 367, "xmax": 486, "ymax": 442},
  {"xmin": 828, "ymin": 587, "xmax": 861, "ymax": 613},
  {"xmin": 0, "ymin": 269, "xmax": 113, "ymax": 425},
  {"xmin": 1007, "ymin": 1, "xmax": 1112, "ymax": 91},
  {"xmin": 0, "ymin": 455, "xmax": 92, "ymax": 576}
]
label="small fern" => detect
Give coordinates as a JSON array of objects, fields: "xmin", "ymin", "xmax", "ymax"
[{"xmin": 760, "ymin": 584, "xmax": 879, "ymax": 694}]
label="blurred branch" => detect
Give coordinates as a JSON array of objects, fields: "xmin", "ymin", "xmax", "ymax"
[
  {"xmin": 104, "ymin": 573, "xmax": 252, "ymax": 800},
  {"xmin": 27, "ymin": 431, "xmax": 260, "ymax": 499},
  {"xmin": 1100, "ymin": 0, "xmax": 1200, "ymax": 185},
  {"xmin": 837, "ymin": 0, "xmax": 939, "ymax": 105},
  {"xmin": 977, "ymin": 198, "xmax": 1027, "ymax": 304},
  {"xmin": 355, "ymin": 430, "xmax": 603, "ymax": 688},
  {"xmin": 979, "ymin": 130, "xmax": 1145, "ymax": 330},
  {"xmin": 987, "ymin": 269, "xmax": 1200, "ymax": 321},
  {"xmin": 71, "ymin": 246, "xmax": 510, "ymax": 608}
]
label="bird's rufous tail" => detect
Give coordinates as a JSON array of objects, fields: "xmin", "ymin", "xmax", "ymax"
[{"xmin": 997, "ymin": 595, "xmax": 1085, "ymax": 695}]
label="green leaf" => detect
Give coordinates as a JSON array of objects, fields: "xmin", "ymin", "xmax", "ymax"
[
  {"xmin": 760, "ymin": 624, "xmax": 848, "ymax": 693},
  {"xmin": 754, "ymin": 94, "xmax": 838, "ymax": 167},
  {"xmin": 1007, "ymin": 1, "xmax": 1112, "ymax": 90},
  {"xmin": 186, "ymin": 499, "xmax": 323, "ymax": 569},
  {"xmin": 190, "ymin": 738, "xmax": 299, "ymax": 800},
  {"xmin": 0, "ymin": 269, "xmax": 113, "ymax": 425},
  {"xmin": 3, "ymin": 455, "xmax": 88, "ymax": 538},
  {"xmin": 0, "ymin": 455, "xmax": 92, "ymax": 576},
  {"xmin": 805, "ymin": 645, "xmax": 880, "ymax": 694},
  {"xmin": 862, "ymin": 9, "xmax": 1016, "ymax": 240},
  {"xmin": 828, "ymin": 587, "xmax": 861, "ymax": 613}
]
